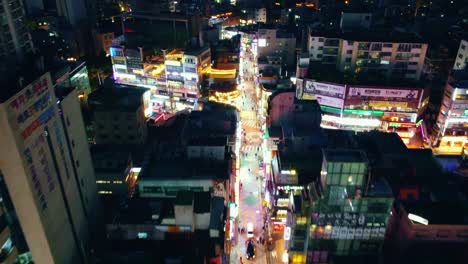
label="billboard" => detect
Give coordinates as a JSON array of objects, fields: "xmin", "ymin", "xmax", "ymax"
[
  {"xmin": 369, "ymin": 101, "xmax": 408, "ymax": 108},
  {"xmin": 304, "ymin": 81, "xmax": 346, "ymax": 99},
  {"xmin": 316, "ymin": 95, "xmax": 344, "ymax": 109},
  {"xmin": 348, "ymin": 86, "xmax": 419, "ymax": 99}
]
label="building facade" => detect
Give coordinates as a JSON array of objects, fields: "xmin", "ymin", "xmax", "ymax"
[
  {"xmin": 453, "ymin": 40, "xmax": 468, "ymax": 70},
  {"xmin": 0, "ymin": 72, "xmax": 97, "ymax": 263},
  {"xmin": 0, "ymin": 0, "xmax": 34, "ymax": 62},
  {"xmin": 296, "ymin": 79, "xmax": 426, "ymax": 144},
  {"xmin": 308, "ymin": 32, "xmax": 428, "ymax": 80},
  {"xmin": 433, "ymin": 79, "xmax": 468, "ymax": 154}
]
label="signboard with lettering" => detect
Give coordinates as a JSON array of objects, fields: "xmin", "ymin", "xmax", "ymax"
[
  {"xmin": 316, "ymin": 95, "xmax": 344, "ymax": 109},
  {"xmin": 304, "ymin": 81, "xmax": 346, "ymax": 99},
  {"xmin": 5, "ymin": 73, "xmax": 56, "ymax": 211},
  {"xmin": 369, "ymin": 100, "xmax": 408, "ymax": 108},
  {"xmin": 348, "ymin": 86, "xmax": 419, "ymax": 99}
]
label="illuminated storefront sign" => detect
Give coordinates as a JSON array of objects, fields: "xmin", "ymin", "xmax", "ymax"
[
  {"xmin": 304, "ymin": 81, "xmax": 345, "ymax": 98},
  {"xmin": 388, "ymin": 122, "xmax": 415, "ymax": 128},
  {"xmin": 316, "ymin": 95, "xmax": 344, "ymax": 109},
  {"xmin": 348, "ymin": 87, "xmax": 419, "ymax": 99},
  {"xmin": 343, "ymin": 109, "xmax": 384, "ymax": 116},
  {"xmin": 369, "ymin": 100, "xmax": 408, "ymax": 108}
]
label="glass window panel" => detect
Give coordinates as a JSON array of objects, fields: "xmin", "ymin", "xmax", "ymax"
[
  {"xmin": 331, "ymin": 174, "xmax": 339, "ymax": 185},
  {"xmin": 340, "ymin": 174, "xmax": 348, "ymax": 185},
  {"xmin": 342, "ymin": 163, "xmax": 351, "ymax": 173},
  {"xmin": 358, "ymin": 163, "xmax": 365, "ymax": 174},
  {"xmin": 333, "ymin": 163, "xmax": 341, "ymax": 173},
  {"xmin": 350, "ymin": 163, "xmax": 359, "ymax": 173}
]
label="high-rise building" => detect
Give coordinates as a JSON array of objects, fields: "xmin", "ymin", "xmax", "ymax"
[
  {"xmin": 0, "ymin": 0, "xmax": 34, "ymax": 62},
  {"xmin": 0, "ymin": 72, "xmax": 97, "ymax": 263},
  {"xmin": 453, "ymin": 39, "xmax": 468, "ymax": 70}
]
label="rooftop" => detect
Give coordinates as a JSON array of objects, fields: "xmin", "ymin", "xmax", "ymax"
[
  {"xmin": 309, "ymin": 27, "xmax": 426, "ymax": 44},
  {"xmin": 305, "ymin": 62, "xmax": 425, "ymax": 87},
  {"xmin": 88, "ymin": 84, "xmax": 148, "ymax": 111},
  {"xmin": 184, "ymin": 45, "xmax": 210, "ymax": 56},
  {"xmin": 277, "ymin": 147, "xmax": 323, "ymax": 184},
  {"xmin": 175, "ymin": 190, "xmax": 194, "ymax": 206},
  {"xmin": 194, "ymin": 192, "xmax": 211, "ymax": 213},
  {"xmin": 403, "ymin": 201, "xmax": 468, "ymax": 225},
  {"xmin": 139, "ymin": 159, "xmax": 230, "ymax": 181},
  {"xmin": 188, "ymin": 137, "xmax": 227, "ymax": 147},
  {"xmin": 323, "ymin": 149, "xmax": 368, "ymax": 163}
]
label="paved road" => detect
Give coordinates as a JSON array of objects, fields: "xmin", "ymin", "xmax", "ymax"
[{"xmin": 230, "ymin": 40, "xmax": 268, "ymax": 264}]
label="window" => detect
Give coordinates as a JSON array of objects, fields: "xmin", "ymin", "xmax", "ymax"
[
  {"xmin": 71, "ymin": 140, "xmax": 75, "ymax": 147},
  {"xmin": 461, "ymin": 44, "xmax": 466, "ymax": 50},
  {"xmin": 346, "ymin": 50, "xmax": 352, "ymax": 54},
  {"xmin": 318, "ymin": 46, "xmax": 323, "ymax": 51},
  {"xmin": 318, "ymin": 38, "xmax": 324, "ymax": 42},
  {"xmin": 143, "ymin": 186, "xmax": 163, "ymax": 193},
  {"xmin": 459, "ymin": 54, "xmax": 464, "ymax": 59},
  {"xmin": 317, "ymin": 54, "xmax": 322, "ymax": 58},
  {"xmin": 412, "ymin": 44, "xmax": 422, "ymax": 49},
  {"xmin": 76, "ymin": 160, "xmax": 80, "ymax": 168},
  {"xmin": 66, "ymin": 117, "xmax": 71, "ymax": 126},
  {"xmin": 345, "ymin": 58, "xmax": 352, "ymax": 63},
  {"xmin": 81, "ymin": 178, "xmax": 84, "ymax": 187}
]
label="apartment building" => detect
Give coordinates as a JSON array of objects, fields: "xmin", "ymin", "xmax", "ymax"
[
  {"xmin": 453, "ymin": 39, "xmax": 468, "ymax": 70},
  {"xmin": 308, "ymin": 29, "xmax": 428, "ymax": 80},
  {"xmin": 0, "ymin": 72, "xmax": 97, "ymax": 263}
]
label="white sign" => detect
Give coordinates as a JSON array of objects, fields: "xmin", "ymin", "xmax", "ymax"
[
  {"xmin": 305, "ymin": 81, "xmax": 346, "ymax": 98},
  {"xmin": 316, "ymin": 95, "xmax": 344, "ymax": 109},
  {"xmin": 331, "ymin": 226, "xmax": 340, "ymax": 239},
  {"xmin": 348, "ymin": 86, "xmax": 419, "ymax": 99},
  {"xmin": 258, "ymin": 39, "xmax": 267, "ymax": 47},
  {"xmin": 355, "ymin": 228, "xmax": 363, "ymax": 239},
  {"xmin": 284, "ymin": 226, "xmax": 291, "ymax": 240}
]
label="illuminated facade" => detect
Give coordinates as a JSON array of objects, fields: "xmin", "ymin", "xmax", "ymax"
[
  {"xmin": 110, "ymin": 44, "xmax": 210, "ymax": 113},
  {"xmin": 308, "ymin": 31, "xmax": 428, "ymax": 81},
  {"xmin": 304, "ymin": 150, "xmax": 393, "ymax": 263},
  {"xmin": 433, "ymin": 79, "xmax": 468, "ymax": 154},
  {"xmin": 296, "ymin": 79, "xmax": 426, "ymax": 144},
  {"xmin": 0, "ymin": 73, "xmax": 97, "ymax": 263}
]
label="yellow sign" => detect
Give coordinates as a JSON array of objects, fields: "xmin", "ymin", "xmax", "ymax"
[
  {"xmin": 369, "ymin": 100, "xmax": 407, "ymax": 108},
  {"xmin": 302, "ymin": 93, "xmax": 315, "ymax": 100}
]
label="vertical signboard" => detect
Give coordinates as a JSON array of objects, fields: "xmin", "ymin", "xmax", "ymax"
[{"xmin": 5, "ymin": 73, "xmax": 56, "ymax": 210}]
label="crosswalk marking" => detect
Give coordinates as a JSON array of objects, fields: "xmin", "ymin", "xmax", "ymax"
[
  {"xmin": 242, "ymin": 120, "xmax": 258, "ymax": 129},
  {"xmin": 241, "ymin": 145, "xmax": 261, "ymax": 154}
]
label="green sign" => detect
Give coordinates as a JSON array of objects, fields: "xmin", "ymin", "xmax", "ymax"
[
  {"xmin": 343, "ymin": 109, "xmax": 384, "ymax": 116},
  {"xmin": 320, "ymin": 105, "xmax": 342, "ymax": 114}
]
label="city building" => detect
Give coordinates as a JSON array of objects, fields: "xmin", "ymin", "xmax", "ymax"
[
  {"xmin": 433, "ymin": 70, "xmax": 468, "ymax": 154},
  {"xmin": 110, "ymin": 38, "xmax": 211, "ymax": 113},
  {"xmin": 295, "ymin": 64, "xmax": 428, "ymax": 144},
  {"xmin": 255, "ymin": 8, "xmax": 267, "ymax": 23},
  {"xmin": 0, "ymin": 173, "xmax": 32, "ymax": 263},
  {"xmin": 308, "ymin": 28, "xmax": 428, "ymax": 80},
  {"xmin": 53, "ymin": 61, "xmax": 93, "ymax": 101},
  {"xmin": 93, "ymin": 29, "xmax": 115, "ymax": 55},
  {"xmin": 0, "ymin": 72, "xmax": 97, "ymax": 263},
  {"xmin": 0, "ymin": 0, "xmax": 34, "ymax": 63},
  {"xmin": 88, "ymin": 85, "xmax": 149, "ymax": 146},
  {"xmin": 357, "ymin": 132, "xmax": 468, "ymax": 263},
  {"xmin": 91, "ymin": 145, "xmax": 142, "ymax": 196},
  {"xmin": 453, "ymin": 39, "xmax": 468, "ymax": 70},
  {"xmin": 241, "ymin": 27, "xmax": 296, "ymax": 68}
]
